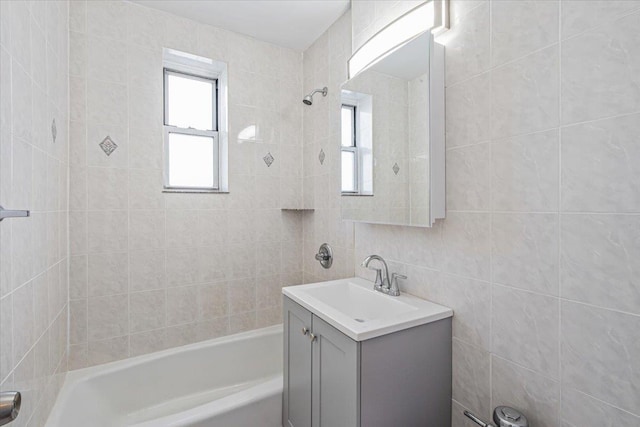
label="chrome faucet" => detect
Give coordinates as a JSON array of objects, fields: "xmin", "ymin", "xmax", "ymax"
[{"xmin": 361, "ymin": 255, "xmax": 406, "ymax": 296}]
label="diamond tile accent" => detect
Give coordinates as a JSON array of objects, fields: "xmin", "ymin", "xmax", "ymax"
[
  {"xmin": 319, "ymin": 149, "xmax": 325, "ymax": 165},
  {"xmin": 51, "ymin": 119, "xmax": 57, "ymax": 143},
  {"xmin": 99, "ymin": 136, "xmax": 118, "ymax": 156},
  {"xmin": 263, "ymin": 152, "xmax": 274, "ymax": 167},
  {"xmin": 392, "ymin": 162, "xmax": 400, "ymax": 175}
]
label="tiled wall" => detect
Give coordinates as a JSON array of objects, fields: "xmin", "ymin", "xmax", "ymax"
[
  {"xmin": 67, "ymin": 0, "xmax": 304, "ymax": 369},
  {"xmin": 301, "ymin": 11, "xmax": 355, "ymax": 284},
  {"xmin": 0, "ymin": 1, "xmax": 70, "ymax": 425},
  {"xmin": 350, "ymin": 1, "xmax": 640, "ymax": 426}
]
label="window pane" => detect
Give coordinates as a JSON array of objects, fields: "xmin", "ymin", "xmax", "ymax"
[
  {"xmin": 168, "ymin": 133, "xmax": 215, "ymax": 188},
  {"xmin": 341, "ymin": 150, "xmax": 356, "ymax": 192},
  {"xmin": 167, "ymin": 73, "xmax": 214, "ymax": 130},
  {"xmin": 341, "ymin": 106, "xmax": 354, "ymax": 147}
]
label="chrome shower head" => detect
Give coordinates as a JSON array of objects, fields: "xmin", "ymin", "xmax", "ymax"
[{"xmin": 302, "ymin": 87, "xmax": 328, "ymax": 105}]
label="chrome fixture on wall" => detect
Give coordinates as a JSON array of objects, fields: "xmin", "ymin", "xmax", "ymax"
[
  {"xmin": 314, "ymin": 243, "xmax": 333, "ymax": 268},
  {"xmin": 464, "ymin": 406, "xmax": 529, "ymax": 427},
  {"xmin": 302, "ymin": 87, "xmax": 328, "ymax": 105},
  {"xmin": 0, "ymin": 391, "xmax": 21, "ymax": 426},
  {"xmin": 0, "ymin": 206, "xmax": 29, "ymax": 222}
]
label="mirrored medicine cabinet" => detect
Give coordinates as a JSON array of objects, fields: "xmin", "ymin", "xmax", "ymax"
[{"xmin": 340, "ymin": 5, "xmax": 446, "ymax": 227}]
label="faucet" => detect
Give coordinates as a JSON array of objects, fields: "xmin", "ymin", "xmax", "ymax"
[{"xmin": 361, "ymin": 255, "xmax": 406, "ymax": 296}]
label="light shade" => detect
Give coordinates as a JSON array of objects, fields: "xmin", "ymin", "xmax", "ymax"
[{"xmin": 348, "ymin": 0, "xmax": 449, "ymax": 79}]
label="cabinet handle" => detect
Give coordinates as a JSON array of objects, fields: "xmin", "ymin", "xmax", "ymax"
[
  {"xmin": 309, "ymin": 333, "xmax": 317, "ymax": 342},
  {"xmin": 302, "ymin": 327, "xmax": 309, "ymax": 335}
]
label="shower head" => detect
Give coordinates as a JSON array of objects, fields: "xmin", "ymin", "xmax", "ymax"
[{"xmin": 302, "ymin": 87, "xmax": 328, "ymax": 105}]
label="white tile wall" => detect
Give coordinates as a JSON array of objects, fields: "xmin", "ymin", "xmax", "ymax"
[
  {"xmin": 67, "ymin": 0, "xmax": 304, "ymax": 370},
  {"xmin": 346, "ymin": 0, "xmax": 640, "ymax": 425},
  {"xmin": 302, "ymin": 10, "xmax": 355, "ymax": 285},
  {"xmin": 0, "ymin": 1, "xmax": 69, "ymax": 425}
]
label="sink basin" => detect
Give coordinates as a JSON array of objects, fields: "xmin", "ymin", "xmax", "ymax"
[{"xmin": 283, "ymin": 277, "xmax": 452, "ymax": 341}]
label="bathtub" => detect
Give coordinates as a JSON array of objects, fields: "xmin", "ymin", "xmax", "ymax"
[{"xmin": 45, "ymin": 325, "xmax": 283, "ymax": 427}]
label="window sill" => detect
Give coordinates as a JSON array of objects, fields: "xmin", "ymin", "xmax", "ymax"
[{"xmin": 162, "ymin": 189, "xmax": 229, "ymax": 194}]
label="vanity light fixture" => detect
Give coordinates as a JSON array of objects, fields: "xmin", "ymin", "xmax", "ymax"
[{"xmin": 348, "ymin": 0, "xmax": 449, "ymax": 79}]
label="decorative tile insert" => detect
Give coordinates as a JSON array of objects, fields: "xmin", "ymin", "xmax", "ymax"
[
  {"xmin": 392, "ymin": 162, "xmax": 400, "ymax": 175},
  {"xmin": 263, "ymin": 152, "xmax": 274, "ymax": 167},
  {"xmin": 318, "ymin": 149, "xmax": 325, "ymax": 165},
  {"xmin": 99, "ymin": 136, "xmax": 118, "ymax": 156},
  {"xmin": 51, "ymin": 119, "xmax": 57, "ymax": 143}
]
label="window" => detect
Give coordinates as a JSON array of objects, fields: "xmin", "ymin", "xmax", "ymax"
[
  {"xmin": 341, "ymin": 104, "xmax": 358, "ymax": 193},
  {"xmin": 340, "ymin": 90, "xmax": 373, "ymax": 196},
  {"xmin": 163, "ymin": 49, "xmax": 228, "ymax": 192}
]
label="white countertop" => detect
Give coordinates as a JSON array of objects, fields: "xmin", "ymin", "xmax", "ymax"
[{"xmin": 283, "ymin": 277, "xmax": 452, "ymax": 341}]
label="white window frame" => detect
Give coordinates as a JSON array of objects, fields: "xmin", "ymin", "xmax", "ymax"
[
  {"xmin": 340, "ymin": 89, "xmax": 373, "ymax": 196},
  {"xmin": 162, "ymin": 48, "xmax": 229, "ymax": 193},
  {"xmin": 341, "ymin": 103, "xmax": 359, "ymax": 194}
]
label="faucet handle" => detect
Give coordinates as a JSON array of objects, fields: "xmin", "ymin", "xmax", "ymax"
[
  {"xmin": 388, "ymin": 273, "xmax": 407, "ymax": 296},
  {"xmin": 366, "ymin": 267, "xmax": 384, "ymax": 289},
  {"xmin": 373, "ymin": 269, "xmax": 384, "ymax": 288}
]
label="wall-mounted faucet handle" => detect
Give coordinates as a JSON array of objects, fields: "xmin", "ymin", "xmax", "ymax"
[{"xmin": 315, "ymin": 243, "xmax": 333, "ymax": 269}]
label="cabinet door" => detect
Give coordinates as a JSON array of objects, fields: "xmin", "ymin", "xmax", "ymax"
[
  {"xmin": 283, "ymin": 298, "xmax": 313, "ymax": 427},
  {"xmin": 311, "ymin": 316, "xmax": 360, "ymax": 427}
]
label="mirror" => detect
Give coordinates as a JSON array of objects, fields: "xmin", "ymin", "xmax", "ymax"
[{"xmin": 340, "ymin": 31, "xmax": 445, "ymax": 227}]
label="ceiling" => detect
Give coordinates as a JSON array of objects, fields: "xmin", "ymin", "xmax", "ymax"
[{"xmin": 130, "ymin": 0, "xmax": 351, "ymax": 51}]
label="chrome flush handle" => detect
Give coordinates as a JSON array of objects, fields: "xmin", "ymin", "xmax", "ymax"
[{"xmin": 0, "ymin": 391, "xmax": 21, "ymax": 426}]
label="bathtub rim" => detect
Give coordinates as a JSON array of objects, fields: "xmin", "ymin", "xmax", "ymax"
[
  {"xmin": 46, "ymin": 324, "xmax": 283, "ymax": 427},
  {"xmin": 65, "ymin": 324, "xmax": 282, "ymax": 382}
]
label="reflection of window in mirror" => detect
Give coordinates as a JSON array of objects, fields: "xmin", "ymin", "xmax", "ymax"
[
  {"xmin": 340, "ymin": 91, "xmax": 373, "ymax": 196},
  {"xmin": 341, "ymin": 104, "xmax": 357, "ymax": 193}
]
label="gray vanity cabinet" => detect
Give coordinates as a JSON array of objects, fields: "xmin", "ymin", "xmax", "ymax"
[
  {"xmin": 283, "ymin": 297, "xmax": 313, "ymax": 427},
  {"xmin": 283, "ymin": 298, "xmax": 359, "ymax": 427},
  {"xmin": 311, "ymin": 316, "xmax": 359, "ymax": 427},
  {"xmin": 283, "ymin": 296, "xmax": 452, "ymax": 427}
]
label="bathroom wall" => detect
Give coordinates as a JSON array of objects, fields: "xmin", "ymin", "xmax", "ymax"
[
  {"xmin": 301, "ymin": 10, "xmax": 355, "ymax": 284},
  {"xmin": 67, "ymin": 0, "xmax": 304, "ymax": 369},
  {"xmin": 350, "ymin": 1, "xmax": 640, "ymax": 426},
  {"xmin": 303, "ymin": 0, "xmax": 640, "ymax": 425},
  {"xmin": 0, "ymin": 0, "xmax": 70, "ymax": 425},
  {"xmin": 301, "ymin": 1, "xmax": 434, "ymax": 281}
]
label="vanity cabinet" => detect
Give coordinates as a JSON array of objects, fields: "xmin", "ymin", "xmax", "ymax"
[{"xmin": 282, "ymin": 296, "xmax": 452, "ymax": 427}]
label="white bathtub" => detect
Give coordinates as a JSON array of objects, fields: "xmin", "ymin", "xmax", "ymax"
[{"xmin": 46, "ymin": 325, "xmax": 283, "ymax": 427}]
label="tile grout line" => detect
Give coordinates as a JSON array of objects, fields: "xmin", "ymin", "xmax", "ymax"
[
  {"xmin": 557, "ymin": 0, "xmax": 564, "ymax": 424},
  {"xmin": 487, "ymin": 0, "xmax": 495, "ymax": 418}
]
